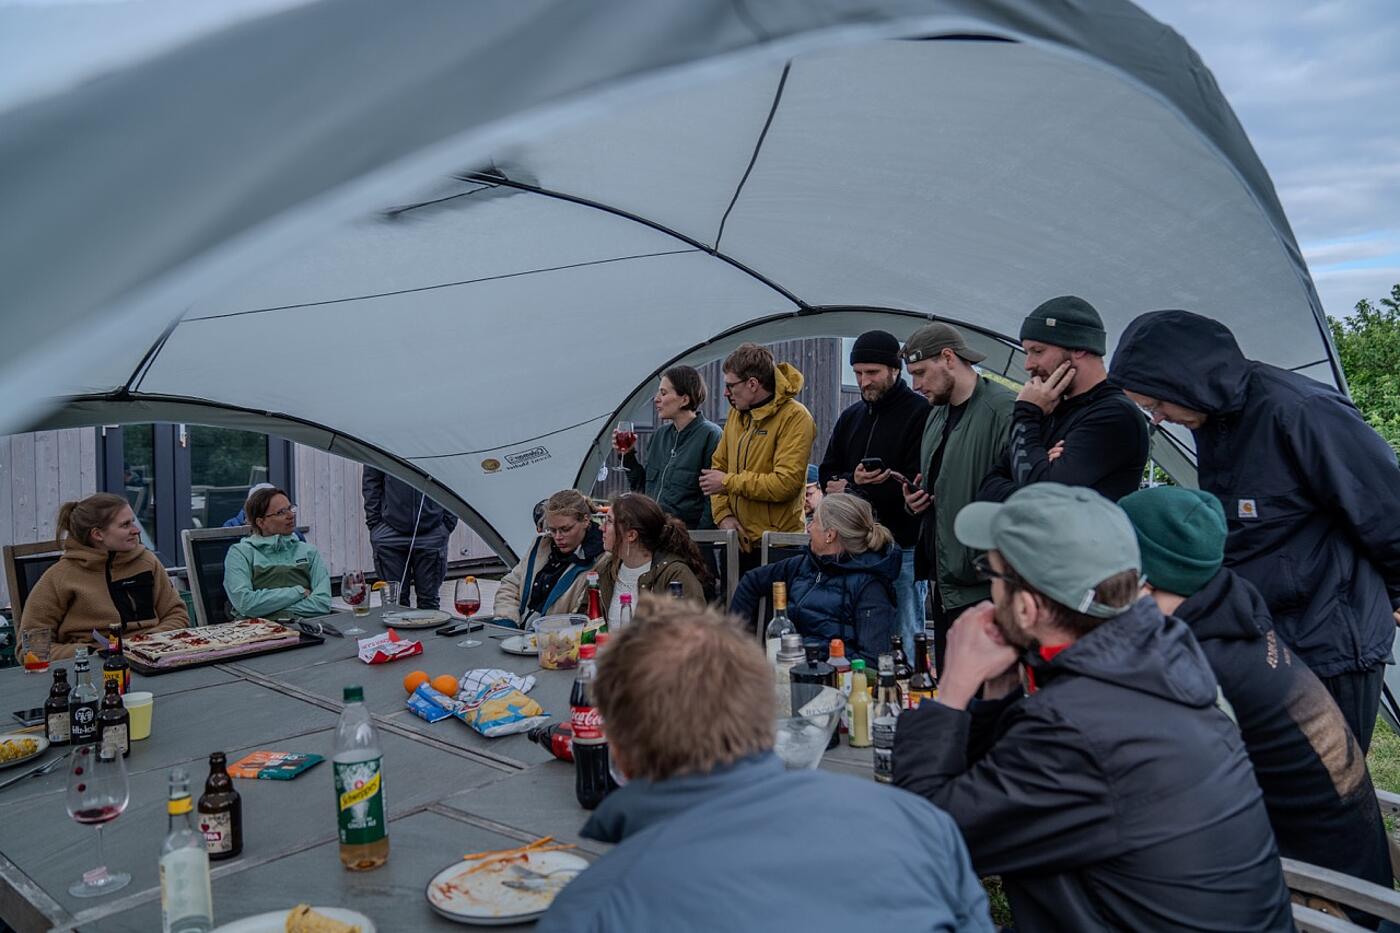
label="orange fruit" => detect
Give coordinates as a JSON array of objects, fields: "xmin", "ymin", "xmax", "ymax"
[
  {"xmin": 431, "ymin": 674, "xmax": 460, "ymax": 697},
  {"xmin": 403, "ymin": 670, "xmax": 430, "ymax": 695}
]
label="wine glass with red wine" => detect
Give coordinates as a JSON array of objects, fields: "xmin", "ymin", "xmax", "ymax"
[
  {"xmin": 613, "ymin": 421, "xmax": 637, "ymax": 458},
  {"xmin": 454, "ymin": 577, "xmax": 482, "ymax": 648},
  {"xmin": 66, "ymin": 743, "xmax": 131, "ymax": 897}
]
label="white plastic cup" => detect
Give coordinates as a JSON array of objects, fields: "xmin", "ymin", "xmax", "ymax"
[{"xmin": 122, "ymin": 691, "xmax": 153, "ymax": 741}]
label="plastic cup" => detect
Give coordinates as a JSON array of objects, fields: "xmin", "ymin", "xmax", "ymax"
[
  {"xmin": 536, "ymin": 615, "xmax": 586, "ymax": 670},
  {"xmin": 122, "ymin": 692, "xmax": 153, "ymax": 740}
]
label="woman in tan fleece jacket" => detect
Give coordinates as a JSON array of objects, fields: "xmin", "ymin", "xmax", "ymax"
[{"xmin": 20, "ymin": 493, "xmax": 189, "ymax": 660}]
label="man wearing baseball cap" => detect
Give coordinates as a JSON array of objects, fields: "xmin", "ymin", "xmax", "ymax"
[
  {"xmin": 898, "ymin": 321, "xmax": 1015, "ymax": 672},
  {"xmin": 818, "ymin": 330, "xmax": 931, "ymax": 643},
  {"xmin": 894, "ymin": 484, "xmax": 1291, "ymax": 931},
  {"xmin": 977, "ymin": 295, "xmax": 1148, "ymax": 503}
]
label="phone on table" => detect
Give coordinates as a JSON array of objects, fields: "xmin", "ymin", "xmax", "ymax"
[
  {"xmin": 11, "ymin": 708, "xmax": 45, "ymax": 729},
  {"xmin": 859, "ymin": 457, "xmax": 885, "ymax": 472}
]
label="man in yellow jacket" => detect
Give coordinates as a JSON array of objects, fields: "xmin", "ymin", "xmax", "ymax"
[{"xmin": 700, "ymin": 343, "xmax": 817, "ymax": 574}]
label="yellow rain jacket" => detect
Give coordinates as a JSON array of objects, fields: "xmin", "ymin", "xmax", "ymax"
[{"xmin": 710, "ymin": 362, "xmax": 816, "ymax": 550}]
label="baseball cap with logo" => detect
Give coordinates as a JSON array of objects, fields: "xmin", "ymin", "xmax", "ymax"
[
  {"xmin": 900, "ymin": 322, "xmax": 986, "ymax": 365},
  {"xmin": 954, "ymin": 483, "xmax": 1141, "ymax": 618}
]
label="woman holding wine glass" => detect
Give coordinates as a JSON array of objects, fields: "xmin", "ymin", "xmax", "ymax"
[
  {"xmin": 223, "ymin": 487, "xmax": 332, "ymax": 620},
  {"xmin": 618, "ymin": 365, "xmax": 723, "ymax": 530}
]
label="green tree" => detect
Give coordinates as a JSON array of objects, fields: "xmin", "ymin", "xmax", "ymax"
[{"xmin": 1328, "ymin": 283, "xmax": 1400, "ymax": 458}]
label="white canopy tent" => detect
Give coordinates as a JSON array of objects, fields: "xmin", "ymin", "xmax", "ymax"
[{"xmin": 0, "ymin": 0, "xmax": 1338, "ymax": 562}]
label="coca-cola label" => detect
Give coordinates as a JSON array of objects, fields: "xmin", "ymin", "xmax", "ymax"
[{"xmin": 571, "ymin": 705, "xmax": 604, "ymax": 742}]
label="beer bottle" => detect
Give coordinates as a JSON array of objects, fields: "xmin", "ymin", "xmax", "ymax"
[
  {"xmin": 97, "ymin": 678, "xmax": 130, "ymax": 759},
  {"xmin": 847, "ymin": 660, "xmax": 872, "ymax": 748},
  {"xmin": 68, "ymin": 648, "xmax": 100, "ymax": 746},
  {"xmin": 198, "ymin": 752, "xmax": 243, "ymax": 860},
  {"xmin": 102, "ymin": 624, "xmax": 130, "ymax": 695},
  {"xmin": 334, "ymin": 686, "xmax": 389, "ymax": 871},
  {"xmin": 907, "ymin": 633, "xmax": 937, "ymax": 709},
  {"xmin": 44, "ymin": 668, "xmax": 71, "ymax": 746},
  {"xmin": 764, "ymin": 582, "xmax": 795, "ymax": 663},
  {"xmin": 890, "ymin": 636, "xmax": 913, "ymax": 709},
  {"xmin": 872, "ymin": 653, "xmax": 901, "ymax": 783}
]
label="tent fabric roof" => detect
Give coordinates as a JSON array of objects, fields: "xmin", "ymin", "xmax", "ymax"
[{"xmin": 0, "ymin": 0, "xmax": 1335, "ymax": 559}]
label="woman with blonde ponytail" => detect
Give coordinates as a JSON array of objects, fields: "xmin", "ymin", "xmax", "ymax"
[
  {"xmin": 591, "ymin": 493, "xmax": 709, "ymax": 617},
  {"xmin": 19, "ymin": 493, "xmax": 189, "ymax": 660},
  {"xmin": 730, "ymin": 493, "xmax": 900, "ymax": 666}
]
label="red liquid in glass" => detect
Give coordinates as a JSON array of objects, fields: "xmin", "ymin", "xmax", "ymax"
[
  {"xmin": 455, "ymin": 599, "xmax": 480, "ymax": 617},
  {"xmin": 72, "ymin": 805, "xmax": 123, "ymax": 824},
  {"xmin": 614, "ymin": 431, "xmax": 637, "ymax": 454},
  {"xmin": 343, "ymin": 590, "xmax": 366, "ymax": 606}
]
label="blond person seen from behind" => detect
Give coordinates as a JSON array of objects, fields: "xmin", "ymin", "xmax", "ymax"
[{"xmin": 21, "ymin": 493, "xmax": 189, "ymax": 660}]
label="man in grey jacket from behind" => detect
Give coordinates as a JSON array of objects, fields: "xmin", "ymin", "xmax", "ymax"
[{"xmin": 536, "ymin": 597, "xmax": 991, "ymax": 933}]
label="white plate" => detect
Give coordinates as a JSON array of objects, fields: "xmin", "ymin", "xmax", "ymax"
[
  {"xmin": 380, "ymin": 609, "xmax": 451, "ymax": 629},
  {"xmin": 498, "ymin": 635, "xmax": 538, "ymax": 656},
  {"xmin": 0, "ymin": 733, "xmax": 50, "ymax": 769},
  {"xmin": 211, "ymin": 907, "xmax": 375, "ymax": 933},
  {"xmin": 426, "ymin": 848, "xmax": 588, "ymax": 925}
]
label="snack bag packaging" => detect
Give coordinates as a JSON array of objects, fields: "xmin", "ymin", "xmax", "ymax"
[
  {"xmin": 356, "ymin": 628, "xmax": 424, "ymax": 664},
  {"xmin": 454, "ymin": 679, "xmax": 549, "ymax": 737},
  {"xmin": 406, "ymin": 683, "xmax": 462, "ymax": 723}
]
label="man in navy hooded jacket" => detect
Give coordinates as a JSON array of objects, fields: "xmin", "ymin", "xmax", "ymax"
[{"xmin": 1110, "ymin": 309, "xmax": 1400, "ymax": 751}]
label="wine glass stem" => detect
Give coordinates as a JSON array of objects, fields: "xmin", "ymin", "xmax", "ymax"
[{"xmin": 94, "ymin": 823, "xmax": 106, "ymax": 871}]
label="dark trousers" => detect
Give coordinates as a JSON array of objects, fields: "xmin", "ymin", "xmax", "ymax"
[
  {"xmin": 1318, "ymin": 663, "xmax": 1384, "ymax": 755},
  {"xmin": 372, "ymin": 544, "xmax": 448, "ymax": 610},
  {"xmin": 929, "ymin": 590, "xmax": 973, "ymax": 677}
]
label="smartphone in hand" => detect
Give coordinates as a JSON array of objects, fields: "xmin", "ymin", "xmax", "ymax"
[{"xmin": 859, "ymin": 457, "xmax": 885, "ymax": 472}]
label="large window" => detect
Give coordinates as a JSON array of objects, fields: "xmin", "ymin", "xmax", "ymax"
[{"xmin": 99, "ymin": 424, "xmax": 292, "ymax": 566}]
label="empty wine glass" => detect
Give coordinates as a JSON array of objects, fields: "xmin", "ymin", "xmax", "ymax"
[
  {"xmin": 454, "ymin": 577, "xmax": 482, "ymax": 648},
  {"xmin": 342, "ymin": 570, "xmax": 368, "ymax": 636},
  {"xmin": 66, "ymin": 743, "xmax": 131, "ymax": 897}
]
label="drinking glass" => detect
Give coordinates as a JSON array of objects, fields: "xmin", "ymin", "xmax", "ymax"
[
  {"xmin": 612, "ymin": 421, "xmax": 637, "ymax": 457},
  {"xmin": 342, "ymin": 570, "xmax": 368, "ymax": 636},
  {"xmin": 20, "ymin": 626, "xmax": 51, "ymax": 674},
  {"xmin": 66, "ymin": 743, "xmax": 131, "ymax": 897},
  {"xmin": 453, "ymin": 578, "xmax": 482, "ymax": 648}
]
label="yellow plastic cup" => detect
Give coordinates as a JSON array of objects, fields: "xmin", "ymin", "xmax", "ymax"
[{"xmin": 122, "ymin": 691, "xmax": 153, "ymax": 740}]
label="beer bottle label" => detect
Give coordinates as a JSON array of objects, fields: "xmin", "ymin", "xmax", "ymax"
[
  {"xmin": 334, "ymin": 756, "xmax": 386, "ymax": 846},
  {"xmin": 200, "ymin": 812, "xmax": 234, "ymax": 854},
  {"xmin": 873, "ymin": 746, "xmax": 894, "ymax": 782},
  {"xmin": 70, "ymin": 703, "xmax": 98, "ymax": 743},
  {"xmin": 47, "ymin": 713, "xmax": 70, "ymax": 743},
  {"xmin": 100, "ymin": 724, "xmax": 128, "ymax": 759}
]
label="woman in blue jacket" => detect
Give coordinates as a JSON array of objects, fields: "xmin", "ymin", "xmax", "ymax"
[
  {"xmin": 731, "ymin": 493, "xmax": 900, "ymax": 666},
  {"xmin": 223, "ymin": 486, "xmax": 332, "ymax": 619}
]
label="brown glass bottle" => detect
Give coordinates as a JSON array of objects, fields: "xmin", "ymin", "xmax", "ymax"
[
  {"xmin": 198, "ymin": 751, "xmax": 243, "ymax": 860},
  {"xmin": 101, "ymin": 624, "xmax": 130, "ymax": 695},
  {"xmin": 44, "ymin": 668, "xmax": 71, "ymax": 746},
  {"xmin": 96, "ymin": 678, "xmax": 130, "ymax": 758},
  {"xmin": 890, "ymin": 635, "xmax": 913, "ymax": 709},
  {"xmin": 907, "ymin": 633, "xmax": 937, "ymax": 709}
]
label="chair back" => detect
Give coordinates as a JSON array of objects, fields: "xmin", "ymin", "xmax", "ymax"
[
  {"xmin": 182, "ymin": 525, "xmax": 309, "ymax": 626},
  {"xmin": 3, "ymin": 539, "xmax": 64, "ymax": 627},
  {"xmin": 760, "ymin": 531, "xmax": 808, "ymax": 567},
  {"xmin": 688, "ymin": 529, "xmax": 739, "ymax": 606}
]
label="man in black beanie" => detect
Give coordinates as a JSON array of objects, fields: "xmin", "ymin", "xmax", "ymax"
[
  {"xmin": 819, "ymin": 329, "xmax": 931, "ymax": 644},
  {"xmin": 978, "ymin": 296, "xmax": 1148, "ymax": 503}
]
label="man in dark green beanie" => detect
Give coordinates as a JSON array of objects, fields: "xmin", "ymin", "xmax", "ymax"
[
  {"xmin": 978, "ymin": 295, "xmax": 1148, "ymax": 503},
  {"xmin": 1121, "ymin": 485, "xmax": 1390, "ymax": 916}
]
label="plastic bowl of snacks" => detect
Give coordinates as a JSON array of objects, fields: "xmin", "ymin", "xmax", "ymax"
[
  {"xmin": 774, "ymin": 686, "xmax": 843, "ymax": 770},
  {"xmin": 535, "ymin": 615, "xmax": 587, "ymax": 670}
]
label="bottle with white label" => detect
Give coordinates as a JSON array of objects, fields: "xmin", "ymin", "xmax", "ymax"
[
  {"xmin": 765, "ymin": 582, "xmax": 795, "ymax": 664},
  {"xmin": 68, "ymin": 648, "xmax": 100, "ymax": 746},
  {"xmin": 160, "ymin": 768, "xmax": 213, "ymax": 933},
  {"xmin": 97, "ymin": 678, "xmax": 130, "ymax": 758},
  {"xmin": 335, "ymin": 685, "xmax": 389, "ymax": 871},
  {"xmin": 197, "ymin": 752, "xmax": 242, "ymax": 860}
]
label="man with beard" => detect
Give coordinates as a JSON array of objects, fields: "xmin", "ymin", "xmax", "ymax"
[
  {"xmin": 977, "ymin": 296, "xmax": 1148, "ymax": 503},
  {"xmin": 893, "ymin": 484, "xmax": 1292, "ymax": 932},
  {"xmin": 1110, "ymin": 309, "xmax": 1400, "ymax": 752},
  {"xmin": 898, "ymin": 323, "xmax": 1015, "ymax": 671},
  {"xmin": 818, "ymin": 330, "xmax": 930, "ymax": 644}
]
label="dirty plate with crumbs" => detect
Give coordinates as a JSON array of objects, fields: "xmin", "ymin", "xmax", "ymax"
[{"xmin": 425, "ymin": 838, "xmax": 588, "ymax": 925}]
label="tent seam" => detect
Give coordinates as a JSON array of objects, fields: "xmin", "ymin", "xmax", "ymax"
[{"xmin": 714, "ymin": 61, "xmax": 789, "ymax": 253}]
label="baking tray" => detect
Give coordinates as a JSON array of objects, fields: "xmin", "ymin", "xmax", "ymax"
[{"xmin": 125, "ymin": 631, "xmax": 325, "ymax": 676}]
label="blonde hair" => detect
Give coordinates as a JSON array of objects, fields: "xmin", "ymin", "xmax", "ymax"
[
  {"xmin": 815, "ymin": 493, "xmax": 893, "ymax": 555},
  {"xmin": 593, "ymin": 597, "xmax": 774, "ymax": 781},
  {"xmin": 56, "ymin": 493, "xmax": 131, "ymax": 547},
  {"xmin": 542, "ymin": 489, "xmax": 592, "ymax": 525}
]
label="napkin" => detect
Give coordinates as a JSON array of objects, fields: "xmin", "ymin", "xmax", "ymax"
[
  {"xmin": 457, "ymin": 668, "xmax": 536, "ymax": 701},
  {"xmin": 356, "ymin": 628, "xmax": 424, "ymax": 664}
]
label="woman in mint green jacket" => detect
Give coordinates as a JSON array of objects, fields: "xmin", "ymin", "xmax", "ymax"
[{"xmin": 223, "ymin": 487, "xmax": 332, "ymax": 619}]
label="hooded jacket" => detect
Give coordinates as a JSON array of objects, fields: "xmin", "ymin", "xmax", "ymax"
[
  {"xmin": 535, "ymin": 753, "xmax": 992, "ymax": 933},
  {"xmin": 818, "ymin": 378, "xmax": 930, "ymax": 547},
  {"xmin": 1110, "ymin": 309, "xmax": 1400, "ymax": 677},
  {"xmin": 1171, "ymin": 567, "xmax": 1390, "ymax": 897},
  {"xmin": 894, "ymin": 598, "xmax": 1292, "ymax": 932},
  {"xmin": 491, "ymin": 524, "xmax": 606, "ymax": 626},
  {"xmin": 729, "ymin": 544, "xmax": 901, "ymax": 666},
  {"xmin": 588, "ymin": 551, "xmax": 705, "ymax": 608},
  {"xmin": 20, "ymin": 540, "xmax": 189, "ymax": 659},
  {"xmin": 223, "ymin": 533, "xmax": 332, "ymax": 620},
  {"xmin": 710, "ymin": 363, "xmax": 817, "ymax": 549},
  {"xmin": 362, "ymin": 467, "xmax": 458, "ymax": 551},
  {"xmin": 623, "ymin": 414, "xmax": 723, "ymax": 529}
]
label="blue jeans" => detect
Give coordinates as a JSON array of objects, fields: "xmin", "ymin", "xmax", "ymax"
[{"xmin": 895, "ymin": 548, "xmax": 927, "ymax": 648}]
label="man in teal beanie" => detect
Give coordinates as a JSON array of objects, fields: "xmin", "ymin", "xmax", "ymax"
[{"xmin": 1121, "ymin": 485, "xmax": 1389, "ymax": 914}]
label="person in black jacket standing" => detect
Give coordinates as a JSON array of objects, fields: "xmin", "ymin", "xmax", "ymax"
[
  {"xmin": 978, "ymin": 296, "xmax": 1148, "ymax": 503},
  {"xmin": 362, "ymin": 467, "xmax": 458, "ymax": 609},
  {"xmin": 1111, "ymin": 309, "xmax": 1400, "ymax": 752},
  {"xmin": 894, "ymin": 483, "xmax": 1291, "ymax": 932},
  {"xmin": 1121, "ymin": 485, "xmax": 1389, "ymax": 918},
  {"xmin": 819, "ymin": 330, "xmax": 930, "ymax": 645}
]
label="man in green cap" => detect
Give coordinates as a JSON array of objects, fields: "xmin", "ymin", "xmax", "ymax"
[
  {"xmin": 978, "ymin": 295, "xmax": 1148, "ymax": 503},
  {"xmin": 893, "ymin": 483, "xmax": 1291, "ymax": 931},
  {"xmin": 1120, "ymin": 485, "xmax": 1390, "ymax": 913}
]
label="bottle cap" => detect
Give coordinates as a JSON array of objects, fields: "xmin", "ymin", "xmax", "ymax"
[
  {"xmin": 594, "ymin": 633, "xmax": 610, "ymax": 647},
  {"xmin": 829, "ymin": 638, "xmax": 845, "ymax": 658},
  {"xmin": 343, "ymin": 685, "xmax": 364, "ymax": 703},
  {"xmin": 804, "ymin": 644, "xmax": 821, "ymax": 663},
  {"xmin": 851, "ymin": 659, "xmax": 866, "ymax": 672},
  {"xmin": 619, "ymin": 593, "xmax": 632, "ymax": 605},
  {"xmin": 579, "ymin": 644, "xmax": 597, "ymax": 660},
  {"xmin": 780, "ymin": 633, "xmax": 803, "ymax": 651}
]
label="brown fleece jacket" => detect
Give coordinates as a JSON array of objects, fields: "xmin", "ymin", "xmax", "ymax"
[{"xmin": 19, "ymin": 540, "xmax": 189, "ymax": 659}]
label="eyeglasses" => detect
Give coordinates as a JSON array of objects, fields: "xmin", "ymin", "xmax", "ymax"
[
  {"xmin": 546, "ymin": 522, "xmax": 581, "ymax": 538},
  {"xmin": 268, "ymin": 505, "xmax": 298, "ymax": 519},
  {"xmin": 973, "ymin": 553, "xmax": 1014, "ymax": 583},
  {"xmin": 723, "ymin": 379, "xmax": 744, "ymax": 392}
]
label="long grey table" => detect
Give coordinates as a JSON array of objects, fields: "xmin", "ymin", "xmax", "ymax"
[{"xmin": 0, "ymin": 610, "xmax": 873, "ymax": 931}]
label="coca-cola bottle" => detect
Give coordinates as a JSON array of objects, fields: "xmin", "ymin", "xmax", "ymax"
[
  {"xmin": 527, "ymin": 722, "xmax": 574, "ymax": 762},
  {"xmin": 571, "ymin": 644, "xmax": 615, "ymax": 809}
]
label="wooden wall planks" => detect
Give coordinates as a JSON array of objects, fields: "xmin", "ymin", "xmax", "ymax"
[{"xmin": 0, "ymin": 428, "xmax": 99, "ymax": 606}]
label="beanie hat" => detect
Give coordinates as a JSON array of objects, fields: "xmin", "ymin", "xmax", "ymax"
[
  {"xmin": 806, "ymin": 464, "xmax": 819, "ymax": 486},
  {"xmin": 1020, "ymin": 296, "xmax": 1107, "ymax": 356},
  {"xmin": 850, "ymin": 330, "xmax": 902, "ymax": 369},
  {"xmin": 1118, "ymin": 486, "xmax": 1226, "ymax": 597}
]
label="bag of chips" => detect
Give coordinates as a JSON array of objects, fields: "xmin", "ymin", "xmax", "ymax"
[{"xmin": 454, "ymin": 679, "xmax": 549, "ymax": 737}]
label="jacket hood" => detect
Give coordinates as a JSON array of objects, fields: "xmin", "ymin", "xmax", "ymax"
[
  {"xmin": 581, "ymin": 753, "xmax": 783, "ymax": 845},
  {"xmin": 60, "ymin": 539, "xmax": 151, "ymax": 572},
  {"xmin": 245, "ymin": 533, "xmax": 303, "ymax": 553},
  {"xmin": 811, "ymin": 543, "xmax": 902, "ymax": 583},
  {"xmin": 748, "ymin": 362, "xmax": 805, "ymax": 422},
  {"xmin": 1109, "ymin": 310, "xmax": 1251, "ymax": 415},
  {"xmin": 1028, "ymin": 596, "xmax": 1219, "ymax": 708},
  {"xmin": 1172, "ymin": 568, "xmax": 1270, "ymax": 643}
]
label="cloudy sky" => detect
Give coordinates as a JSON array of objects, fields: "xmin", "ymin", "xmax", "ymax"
[{"xmin": 1136, "ymin": 0, "xmax": 1400, "ymax": 320}]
